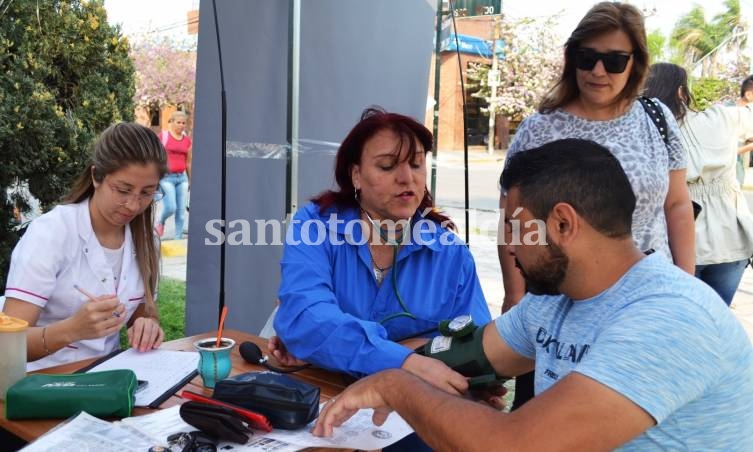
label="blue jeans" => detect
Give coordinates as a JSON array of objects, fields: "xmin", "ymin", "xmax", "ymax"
[
  {"xmin": 158, "ymin": 172, "xmax": 188, "ymax": 240},
  {"xmin": 695, "ymin": 259, "xmax": 749, "ymax": 306}
]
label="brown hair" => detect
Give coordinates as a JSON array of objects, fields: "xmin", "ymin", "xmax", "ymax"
[
  {"xmin": 644, "ymin": 62, "xmax": 695, "ymax": 124},
  {"xmin": 312, "ymin": 107, "xmax": 454, "ymax": 229},
  {"xmin": 539, "ymin": 2, "xmax": 649, "ymax": 113},
  {"xmin": 65, "ymin": 122, "xmax": 167, "ymax": 316}
]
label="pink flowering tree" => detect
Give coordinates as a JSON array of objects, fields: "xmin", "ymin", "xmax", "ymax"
[
  {"xmin": 129, "ymin": 36, "xmax": 196, "ymax": 114},
  {"xmin": 467, "ymin": 16, "xmax": 563, "ymax": 123}
]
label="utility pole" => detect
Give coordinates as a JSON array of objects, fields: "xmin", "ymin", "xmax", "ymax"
[
  {"xmin": 486, "ymin": 15, "xmax": 500, "ymax": 155},
  {"xmin": 430, "ymin": 0, "xmax": 443, "ymax": 198}
]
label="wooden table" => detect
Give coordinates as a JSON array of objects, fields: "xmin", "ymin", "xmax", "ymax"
[{"xmin": 0, "ymin": 329, "xmax": 354, "ymax": 447}]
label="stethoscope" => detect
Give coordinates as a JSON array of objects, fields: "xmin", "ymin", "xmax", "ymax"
[{"xmin": 361, "ymin": 208, "xmax": 432, "ymax": 332}]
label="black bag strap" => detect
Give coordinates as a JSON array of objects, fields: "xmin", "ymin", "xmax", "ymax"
[
  {"xmin": 638, "ymin": 96, "xmax": 669, "ymax": 145},
  {"xmin": 639, "ymin": 97, "xmax": 702, "ymax": 219}
]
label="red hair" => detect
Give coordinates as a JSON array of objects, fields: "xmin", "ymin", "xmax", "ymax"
[{"xmin": 311, "ymin": 107, "xmax": 454, "ymax": 230}]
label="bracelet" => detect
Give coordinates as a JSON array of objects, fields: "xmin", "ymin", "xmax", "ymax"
[{"xmin": 41, "ymin": 327, "xmax": 51, "ymax": 355}]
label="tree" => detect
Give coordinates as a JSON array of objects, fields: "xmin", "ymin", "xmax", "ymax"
[
  {"xmin": 129, "ymin": 37, "xmax": 197, "ymax": 119},
  {"xmin": 466, "ymin": 15, "xmax": 562, "ymax": 125},
  {"xmin": 647, "ymin": 30, "xmax": 666, "ymax": 63},
  {"xmin": 0, "ymin": 0, "xmax": 135, "ymax": 287},
  {"xmin": 670, "ymin": 0, "xmax": 746, "ymax": 77}
]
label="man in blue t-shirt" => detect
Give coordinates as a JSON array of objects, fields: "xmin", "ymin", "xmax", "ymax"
[{"xmin": 312, "ymin": 139, "xmax": 753, "ymax": 451}]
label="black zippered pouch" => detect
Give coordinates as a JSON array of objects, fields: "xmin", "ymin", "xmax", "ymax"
[
  {"xmin": 179, "ymin": 401, "xmax": 252, "ymax": 444},
  {"xmin": 212, "ymin": 371, "xmax": 320, "ymax": 430}
]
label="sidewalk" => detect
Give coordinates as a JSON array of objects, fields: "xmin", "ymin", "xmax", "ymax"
[{"xmin": 155, "ymin": 202, "xmax": 188, "ymax": 281}]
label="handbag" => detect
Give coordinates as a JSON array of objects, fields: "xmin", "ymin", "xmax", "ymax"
[
  {"xmin": 639, "ymin": 96, "xmax": 702, "ymax": 220},
  {"xmin": 5, "ymin": 369, "xmax": 136, "ymax": 419},
  {"xmin": 212, "ymin": 371, "xmax": 320, "ymax": 430}
]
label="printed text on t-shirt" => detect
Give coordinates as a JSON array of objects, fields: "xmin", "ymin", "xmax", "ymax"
[{"xmin": 536, "ymin": 327, "xmax": 591, "ymax": 363}]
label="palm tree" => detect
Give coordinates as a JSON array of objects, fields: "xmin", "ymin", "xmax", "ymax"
[
  {"xmin": 671, "ymin": 6, "xmax": 715, "ymax": 75},
  {"xmin": 713, "ymin": 0, "xmax": 747, "ymax": 67},
  {"xmin": 647, "ymin": 30, "xmax": 666, "ymax": 63},
  {"xmin": 670, "ymin": 0, "xmax": 744, "ymax": 77}
]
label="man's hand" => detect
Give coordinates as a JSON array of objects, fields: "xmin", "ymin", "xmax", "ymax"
[
  {"xmin": 128, "ymin": 317, "xmax": 164, "ymax": 352},
  {"xmin": 401, "ymin": 353, "xmax": 468, "ymax": 395},
  {"xmin": 268, "ymin": 335, "xmax": 308, "ymax": 367},
  {"xmin": 313, "ymin": 369, "xmax": 402, "ymax": 437}
]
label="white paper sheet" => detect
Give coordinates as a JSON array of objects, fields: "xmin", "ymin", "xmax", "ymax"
[
  {"xmin": 123, "ymin": 403, "xmax": 413, "ymax": 451},
  {"xmin": 263, "ymin": 406, "xmax": 413, "ymax": 450},
  {"xmin": 121, "ymin": 406, "xmax": 300, "ymax": 451},
  {"xmin": 86, "ymin": 348, "xmax": 199, "ymax": 406},
  {"xmin": 20, "ymin": 412, "xmax": 156, "ymax": 452}
]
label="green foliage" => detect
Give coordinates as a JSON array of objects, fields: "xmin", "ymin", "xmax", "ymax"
[
  {"xmin": 0, "ymin": 0, "xmax": 135, "ymax": 287},
  {"xmin": 690, "ymin": 78, "xmax": 738, "ymax": 110},
  {"xmin": 156, "ymin": 278, "xmax": 187, "ymax": 341},
  {"xmin": 671, "ymin": 5, "xmax": 717, "ymax": 59},
  {"xmin": 120, "ymin": 278, "xmax": 186, "ymax": 348},
  {"xmin": 669, "ymin": 0, "xmax": 745, "ymax": 77},
  {"xmin": 647, "ymin": 30, "xmax": 666, "ymax": 63}
]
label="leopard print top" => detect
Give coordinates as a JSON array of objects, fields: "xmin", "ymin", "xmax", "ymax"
[{"xmin": 505, "ymin": 99, "xmax": 686, "ymax": 260}]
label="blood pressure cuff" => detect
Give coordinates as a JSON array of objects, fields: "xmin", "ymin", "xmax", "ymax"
[
  {"xmin": 417, "ymin": 326, "xmax": 496, "ymax": 378},
  {"xmin": 5, "ymin": 370, "xmax": 136, "ymax": 419},
  {"xmin": 213, "ymin": 371, "xmax": 320, "ymax": 430},
  {"xmin": 179, "ymin": 401, "xmax": 252, "ymax": 444}
]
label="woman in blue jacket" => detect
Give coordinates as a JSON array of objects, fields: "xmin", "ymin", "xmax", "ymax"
[{"xmin": 273, "ymin": 107, "xmax": 491, "ymax": 395}]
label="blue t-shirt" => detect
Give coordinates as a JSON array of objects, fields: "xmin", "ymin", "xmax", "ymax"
[
  {"xmin": 496, "ymin": 253, "xmax": 753, "ymax": 450},
  {"xmin": 276, "ymin": 202, "xmax": 491, "ymax": 377}
]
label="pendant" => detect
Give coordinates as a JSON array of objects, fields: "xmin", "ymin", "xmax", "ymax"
[{"xmin": 374, "ymin": 267, "xmax": 384, "ymax": 285}]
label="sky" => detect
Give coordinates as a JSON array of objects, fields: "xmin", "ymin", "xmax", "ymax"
[
  {"xmin": 503, "ymin": 0, "xmax": 730, "ymax": 40},
  {"xmin": 104, "ymin": 0, "xmax": 736, "ymax": 43},
  {"xmin": 103, "ymin": 0, "xmax": 198, "ymax": 41}
]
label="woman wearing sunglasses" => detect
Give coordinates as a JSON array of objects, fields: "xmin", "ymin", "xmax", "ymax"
[
  {"xmin": 498, "ymin": 2, "xmax": 694, "ymax": 410},
  {"xmin": 4, "ymin": 122, "xmax": 167, "ymax": 370}
]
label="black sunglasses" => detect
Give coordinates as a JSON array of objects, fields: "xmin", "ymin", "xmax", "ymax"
[{"xmin": 574, "ymin": 48, "xmax": 632, "ymax": 74}]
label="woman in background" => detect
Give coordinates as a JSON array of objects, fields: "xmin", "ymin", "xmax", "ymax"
[
  {"xmin": 645, "ymin": 62, "xmax": 753, "ymax": 305},
  {"xmin": 155, "ymin": 110, "xmax": 191, "ymax": 240}
]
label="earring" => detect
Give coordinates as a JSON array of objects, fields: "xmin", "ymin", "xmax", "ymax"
[{"xmin": 354, "ymin": 188, "xmax": 361, "ymax": 203}]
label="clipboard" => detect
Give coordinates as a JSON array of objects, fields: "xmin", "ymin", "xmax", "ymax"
[{"xmin": 79, "ymin": 348, "xmax": 199, "ymax": 408}]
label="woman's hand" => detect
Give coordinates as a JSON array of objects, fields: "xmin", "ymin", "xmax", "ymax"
[
  {"xmin": 66, "ymin": 294, "xmax": 126, "ymax": 341},
  {"xmin": 268, "ymin": 335, "xmax": 308, "ymax": 367},
  {"xmin": 399, "ymin": 337, "xmax": 429, "ymax": 351},
  {"xmin": 401, "ymin": 353, "xmax": 468, "ymax": 395},
  {"xmin": 128, "ymin": 316, "xmax": 164, "ymax": 352},
  {"xmin": 469, "ymin": 381, "xmax": 508, "ymax": 410}
]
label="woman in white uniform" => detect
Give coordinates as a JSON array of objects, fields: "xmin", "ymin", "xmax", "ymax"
[{"xmin": 4, "ymin": 122, "xmax": 167, "ymax": 370}]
